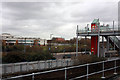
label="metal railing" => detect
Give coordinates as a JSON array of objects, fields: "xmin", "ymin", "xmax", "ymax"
[
  {"xmin": 78, "ymin": 27, "xmax": 119, "ymax": 33},
  {"xmin": 1, "ymin": 58, "xmax": 120, "ymax": 80},
  {"xmin": 109, "ymin": 36, "xmax": 120, "ymax": 48}
]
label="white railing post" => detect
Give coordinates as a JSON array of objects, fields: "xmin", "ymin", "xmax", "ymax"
[
  {"xmin": 114, "ymin": 60, "xmax": 117, "ymax": 75},
  {"xmin": 87, "ymin": 64, "xmax": 89, "ymax": 80},
  {"xmin": 65, "ymin": 67, "xmax": 67, "ymax": 80},
  {"xmin": 32, "ymin": 73, "xmax": 35, "ymax": 80},
  {"xmin": 101, "ymin": 61, "xmax": 105, "ymax": 79}
]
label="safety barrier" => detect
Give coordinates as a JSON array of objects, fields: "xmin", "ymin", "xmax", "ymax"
[
  {"xmin": 78, "ymin": 28, "xmax": 119, "ymax": 33},
  {"xmin": 1, "ymin": 58, "xmax": 120, "ymax": 80}
]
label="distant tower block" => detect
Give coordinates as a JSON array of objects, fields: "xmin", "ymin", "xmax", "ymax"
[{"xmin": 91, "ymin": 19, "xmax": 99, "ymax": 55}]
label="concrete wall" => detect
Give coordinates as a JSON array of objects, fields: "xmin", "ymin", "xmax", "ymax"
[{"xmin": 1, "ymin": 59, "xmax": 73, "ymax": 75}]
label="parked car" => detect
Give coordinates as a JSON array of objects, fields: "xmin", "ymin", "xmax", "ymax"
[
  {"xmin": 82, "ymin": 51, "xmax": 91, "ymax": 55},
  {"xmin": 63, "ymin": 54, "xmax": 71, "ymax": 59}
]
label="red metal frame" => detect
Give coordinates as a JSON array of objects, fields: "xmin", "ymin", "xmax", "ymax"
[{"xmin": 91, "ymin": 24, "xmax": 98, "ymax": 55}]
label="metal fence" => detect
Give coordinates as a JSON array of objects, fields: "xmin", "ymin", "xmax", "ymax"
[
  {"xmin": 1, "ymin": 58, "xmax": 120, "ymax": 80},
  {"xmin": 78, "ymin": 28, "xmax": 119, "ymax": 33},
  {"xmin": 1, "ymin": 59, "xmax": 73, "ymax": 75}
]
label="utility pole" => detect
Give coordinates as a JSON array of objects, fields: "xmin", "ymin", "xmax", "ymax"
[
  {"xmin": 113, "ymin": 21, "xmax": 114, "ymax": 33},
  {"xmin": 102, "ymin": 36, "xmax": 105, "ymax": 57},
  {"xmin": 24, "ymin": 38, "xmax": 26, "ymax": 53},
  {"xmin": 87, "ymin": 24, "xmax": 89, "ymax": 34},
  {"xmin": 76, "ymin": 25, "xmax": 78, "ymax": 57},
  {"xmin": 113, "ymin": 21, "xmax": 115, "ymax": 51},
  {"xmin": 49, "ymin": 34, "xmax": 53, "ymax": 55},
  {"xmin": 85, "ymin": 36, "xmax": 87, "ymax": 54},
  {"xmin": 97, "ymin": 22, "xmax": 100, "ymax": 57}
]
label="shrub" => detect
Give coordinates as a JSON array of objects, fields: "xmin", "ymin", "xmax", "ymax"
[
  {"xmin": 2, "ymin": 51, "xmax": 55, "ymax": 63},
  {"xmin": 2, "ymin": 52, "xmax": 26, "ymax": 63},
  {"xmin": 73, "ymin": 54, "xmax": 106, "ymax": 65}
]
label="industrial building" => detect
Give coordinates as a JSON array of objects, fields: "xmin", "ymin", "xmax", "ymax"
[{"xmin": 1, "ymin": 33, "xmax": 47, "ymax": 46}]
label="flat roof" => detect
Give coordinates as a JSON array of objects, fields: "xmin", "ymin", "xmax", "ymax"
[{"xmin": 92, "ymin": 19, "xmax": 99, "ymax": 24}]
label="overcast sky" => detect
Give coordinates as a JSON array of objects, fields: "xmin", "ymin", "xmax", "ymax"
[{"xmin": 1, "ymin": 0, "xmax": 119, "ymax": 40}]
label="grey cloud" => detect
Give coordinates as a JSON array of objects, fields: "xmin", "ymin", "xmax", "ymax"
[
  {"xmin": 70, "ymin": 2, "xmax": 118, "ymax": 23},
  {"xmin": 2, "ymin": 1, "xmax": 118, "ymax": 39},
  {"xmin": 2, "ymin": 2, "xmax": 51, "ymax": 20}
]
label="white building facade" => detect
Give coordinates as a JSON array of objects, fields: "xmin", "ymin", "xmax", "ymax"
[{"xmin": 1, "ymin": 33, "xmax": 47, "ymax": 46}]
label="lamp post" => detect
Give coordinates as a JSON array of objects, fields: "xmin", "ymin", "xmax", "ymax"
[
  {"xmin": 55, "ymin": 46, "xmax": 57, "ymax": 59},
  {"xmin": 49, "ymin": 34, "xmax": 53, "ymax": 55},
  {"xmin": 50, "ymin": 34, "xmax": 53, "ymax": 40},
  {"xmin": 24, "ymin": 38, "xmax": 26, "ymax": 53},
  {"xmin": 76, "ymin": 25, "xmax": 78, "ymax": 57}
]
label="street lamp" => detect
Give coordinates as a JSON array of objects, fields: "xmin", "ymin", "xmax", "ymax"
[
  {"xmin": 50, "ymin": 34, "xmax": 53, "ymax": 40},
  {"xmin": 49, "ymin": 34, "xmax": 53, "ymax": 55},
  {"xmin": 55, "ymin": 46, "xmax": 57, "ymax": 59},
  {"xmin": 24, "ymin": 38, "xmax": 26, "ymax": 53}
]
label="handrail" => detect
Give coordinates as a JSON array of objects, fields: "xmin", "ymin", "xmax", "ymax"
[
  {"xmin": 109, "ymin": 36, "xmax": 119, "ymax": 48},
  {"xmin": 70, "ymin": 66, "xmax": 120, "ymax": 80},
  {"xmin": 2, "ymin": 58, "xmax": 120, "ymax": 80},
  {"xmin": 78, "ymin": 27, "xmax": 119, "ymax": 33}
]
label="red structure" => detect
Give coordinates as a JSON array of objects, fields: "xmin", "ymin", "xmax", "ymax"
[
  {"xmin": 91, "ymin": 19, "xmax": 99, "ymax": 55},
  {"xmin": 77, "ymin": 19, "xmax": 120, "ymax": 57},
  {"xmin": 91, "ymin": 36, "xmax": 98, "ymax": 55}
]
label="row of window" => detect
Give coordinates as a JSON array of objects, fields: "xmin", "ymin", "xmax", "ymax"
[{"xmin": 6, "ymin": 40, "xmax": 40, "ymax": 42}]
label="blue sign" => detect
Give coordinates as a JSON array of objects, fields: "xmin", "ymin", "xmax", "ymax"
[{"xmin": 49, "ymin": 48, "xmax": 51, "ymax": 50}]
